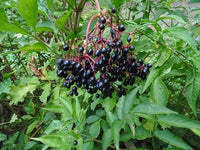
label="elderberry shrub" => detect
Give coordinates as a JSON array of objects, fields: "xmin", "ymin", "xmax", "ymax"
[{"xmin": 56, "ymin": 8, "xmax": 152, "ymax": 98}]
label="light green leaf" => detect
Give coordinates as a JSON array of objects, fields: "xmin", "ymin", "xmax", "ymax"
[
  {"xmin": 45, "ymin": 120, "xmax": 63, "ymax": 134},
  {"xmin": 55, "ymin": 10, "xmax": 72, "ymax": 31},
  {"xmin": 151, "ymin": 77, "xmax": 168, "ymax": 106},
  {"xmin": 158, "ymin": 114, "xmax": 200, "ymax": 129},
  {"xmin": 26, "ymin": 120, "xmax": 39, "ymax": 134},
  {"xmin": 17, "ymin": 0, "xmax": 38, "ymax": 30},
  {"xmin": 0, "ymin": 133, "xmax": 7, "ymax": 142},
  {"xmin": 111, "ymin": 120, "xmax": 122, "ymax": 150},
  {"xmin": 20, "ymin": 42, "xmax": 47, "ymax": 53},
  {"xmin": 10, "ymin": 80, "xmax": 39, "ymax": 105},
  {"xmin": 0, "ymin": 78, "xmax": 12, "ymax": 94},
  {"xmin": 157, "ymin": 14, "xmax": 186, "ymax": 24},
  {"xmin": 0, "ymin": 7, "xmax": 7, "ymax": 21},
  {"xmin": 154, "ymin": 129, "xmax": 192, "ymax": 150},
  {"xmin": 60, "ymin": 97, "xmax": 73, "ymax": 115},
  {"xmin": 117, "ymin": 96, "xmax": 125, "ymax": 120},
  {"xmin": 142, "ymin": 67, "xmax": 161, "ymax": 93},
  {"xmin": 46, "ymin": 0, "xmax": 54, "ymax": 12},
  {"xmin": 36, "ymin": 21, "xmax": 57, "ymax": 33},
  {"xmin": 190, "ymin": 128, "xmax": 200, "ymax": 137},
  {"xmin": 83, "ymin": 141, "xmax": 94, "ymax": 150},
  {"xmin": 155, "ymin": 48, "xmax": 171, "ymax": 67},
  {"xmin": 43, "ymin": 104, "xmax": 65, "ymax": 113},
  {"xmin": 185, "ymin": 70, "xmax": 200, "ymax": 113},
  {"xmin": 102, "ymin": 129, "xmax": 112, "ymax": 150},
  {"xmin": 132, "ymin": 103, "xmax": 177, "ymax": 114},
  {"xmin": 89, "ymin": 121, "xmax": 100, "ymax": 138},
  {"xmin": 0, "ymin": 21, "xmax": 28, "ymax": 34},
  {"xmin": 100, "ymin": 96, "xmax": 116, "ymax": 111},
  {"xmin": 164, "ymin": 27, "xmax": 197, "ymax": 51},
  {"xmin": 31, "ymin": 132, "xmax": 74, "ymax": 149},
  {"xmin": 39, "ymin": 83, "xmax": 51, "ymax": 103},
  {"xmin": 74, "ymin": 97, "xmax": 81, "ymax": 119}
]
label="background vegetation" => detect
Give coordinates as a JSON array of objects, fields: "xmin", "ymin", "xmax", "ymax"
[{"xmin": 0, "ymin": 0, "xmax": 200, "ymax": 149}]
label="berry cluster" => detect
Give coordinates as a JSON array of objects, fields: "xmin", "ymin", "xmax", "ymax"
[{"xmin": 57, "ymin": 8, "xmax": 152, "ymax": 98}]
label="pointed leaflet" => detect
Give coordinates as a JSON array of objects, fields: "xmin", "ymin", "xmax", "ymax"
[
  {"xmin": 155, "ymin": 47, "xmax": 171, "ymax": 67},
  {"xmin": 158, "ymin": 114, "xmax": 200, "ymax": 129},
  {"xmin": 164, "ymin": 27, "xmax": 197, "ymax": 51},
  {"xmin": 142, "ymin": 67, "xmax": 161, "ymax": 93},
  {"xmin": 89, "ymin": 121, "xmax": 100, "ymax": 138},
  {"xmin": 17, "ymin": 0, "xmax": 38, "ymax": 30},
  {"xmin": 185, "ymin": 69, "xmax": 200, "ymax": 113},
  {"xmin": 154, "ymin": 129, "xmax": 192, "ymax": 150},
  {"xmin": 0, "ymin": 21, "xmax": 28, "ymax": 34},
  {"xmin": 102, "ymin": 129, "xmax": 112, "ymax": 150},
  {"xmin": 111, "ymin": 120, "xmax": 122, "ymax": 150},
  {"xmin": 31, "ymin": 132, "xmax": 74, "ymax": 149},
  {"xmin": 132, "ymin": 103, "xmax": 176, "ymax": 114},
  {"xmin": 157, "ymin": 14, "xmax": 186, "ymax": 24},
  {"xmin": 60, "ymin": 97, "xmax": 73, "ymax": 115},
  {"xmin": 151, "ymin": 77, "xmax": 168, "ymax": 106},
  {"xmin": 39, "ymin": 83, "xmax": 51, "ymax": 103}
]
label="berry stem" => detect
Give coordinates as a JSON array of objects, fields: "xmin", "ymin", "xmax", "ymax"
[
  {"xmin": 95, "ymin": 0, "xmax": 101, "ymax": 15},
  {"xmin": 85, "ymin": 15, "xmax": 99, "ymax": 53}
]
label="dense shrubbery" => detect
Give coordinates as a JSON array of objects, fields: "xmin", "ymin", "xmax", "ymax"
[{"xmin": 0, "ymin": 0, "xmax": 200, "ymax": 149}]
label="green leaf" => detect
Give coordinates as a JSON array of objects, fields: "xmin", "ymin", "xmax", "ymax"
[
  {"xmin": 0, "ymin": 7, "xmax": 7, "ymax": 21},
  {"xmin": 26, "ymin": 120, "xmax": 39, "ymax": 134},
  {"xmin": 83, "ymin": 141, "xmax": 94, "ymax": 150},
  {"xmin": 74, "ymin": 97, "xmax": 81, "ymax": 119},
  {"xmin": 190, "ymin": 128, "xmax": 200, "ymax": 137},
  {"xmin": 124, "ymin": 87, "xmax": 139, "ymax": 114},
  {"xmin": 132, "ymin": 103, "xmax": 177, "ymax": 115},
  {"xmin": 0, "ymin": 133, "xmax": 7, "ymax": 142},
  {"xmin": 142, "ymin": 67, "xmax": 161, "ymax": 93},
  {"xmin": 46, "ymin": 0, "xmax": 54, "ymax": 12},
  {"xmin": 117, "ymin": 96, "xmax": 125, "ymax": 120},
  {"xmin": 157, "ymin": 15, "xmax": 186, "ymax": 24},
  {"xmin": 9, "ymin": 77, "xmax": 40, "ymax": 105},
  {"xmin": 45, "ymin": 120, "xmax": 63, "ymax": 134},
  {"xmin": 155, "ymin": 48, "xmax": 171, "ymax": 67},
  {"xmin": 0, "ymin": 21, "xmax": 28, "ymax": 34},
  {"xmin": 39, "ymin": 83, "xmax": 51, "ymax": 103},
  {"xmin": 17, "ymin": 0, "xmax": 38, "ymax": 30},
  {"xmin": 43, "ymin": 104, "xmax": 65, "ymax": 113},
  {"xmin": 158, "ymin": 114, "xmax": 200, "ymax": 129},
  {"xmin": 111, "ymin": 120, "xmax": 122, "ymax": 150},
  {"xmin": 55, "ymin": 10, "xmax": 72, "ymax": 31},
  {"xmin": 100, "ymin": 96, "xmax": 116, "ymax": 111},
  {"xmin": 185, "ymin": 70, "xmax": 200, "ymax": 113},
  {"xmin": 20, "ymin": 42, "xmax": 47, "ymax": 53},
  {"xmin": 164, "ymin": 27, "xmax": 197, "ymax": 51},
  {"xmin": 89, "ymin": 121, "xmax": 100, "ymax": 138},
  {"xmin": 102, "ymin": 129, "xmax": 112, "ymax": 150},
  {"xmin": 36, "ymin": 21, "xmax": 57, "ymax": 33},
  {"xmin": 154, "ymin": 129, "xmax": 192, "ymax": 150},
  {"xmin": 135, "ymin": 126, "xmax": 152, "ymax": 140},
  {"xmin": 189, "ymin": 0, "xmax": 200, "ymax": 3},
  {"xmin": 0, "ymin": 78, "xmax": 12, "ymax": 94},
  {"xmin": 86, "ymin": 115, "xmax": 101, "ymax": 124},
  {"xmin": 151, "ymin": 77, "xmax": 168, "ymax": 106},
  {"xmin": 60, "ymin": 97, "xmax": 73, "ymax": 115},
  {"xmin": 31, "ymin": 132, "xmax": 74, "ymax": 149}
]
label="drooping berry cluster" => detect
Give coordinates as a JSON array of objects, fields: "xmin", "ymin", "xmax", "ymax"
[{"xmin": 57, "ymin": 8, "xmax": 152, "ymax": 98}]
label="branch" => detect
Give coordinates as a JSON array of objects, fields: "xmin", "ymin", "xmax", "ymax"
[{"xmin": 95, "ymin": 0, "xmax": 101, "ymax": 15}]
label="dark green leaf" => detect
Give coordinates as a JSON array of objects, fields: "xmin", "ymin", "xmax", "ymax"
[
  {"xmin": 60, "ymin": 97, "xmax": 73, "ymax": 115},
  {"xmin": 155, "ymin": 48, "xmax": 171, "ymax": 67},
  {"xmin": 185, "ymin": 69, "xmax": 200, "ymax": 113},
  {"xmin": 55, "ymin": 10, "xmax": 72, "ymax": 31},
  {"xmin": 154, "ymin": 129, "xmax": 192, "ymax": 150},
  {"xmin": 132, "ymin": 103, "xmax": 177, "ymax": 114},
  {"xmin": 17, "ymin": 0, "xmax": 38, "ymax": 30},
  {"xmin": 86, "ymin": 115, "xmax": 101, "ymax": 124},
  {"xmin": 0, "ymin": 78, "xmax": 12, "ymax": 94},
  {"xmin": 158, "ymin": 114, "xmax": 200, "ymax": 129},
  {"xmin": 102, "ymin": 129, "xmax": 112, "ymax": 150},
  {"xmin": 151, "ymin": 77, "xmax": 168, "ymax": 106},
  {"xmin": 0, "ymin": 133, "xmax": 7, "ymax": 142},
  {"xmin": 135, "ymin": 126, "xmax": 152, "ymax": 140},
  {"xmin": 45, "ymin": 120, "xmax": 63, "ymax": 134},
  {"xmin": 26, "ymin": 120, "xmax": 39, "ymax": 134},
  {"xmin": 83, "ymin": 141, "xmax": 94, "ymax": 150}
]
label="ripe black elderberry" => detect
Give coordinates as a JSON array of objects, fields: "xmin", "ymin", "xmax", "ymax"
[
  {"xmin": 111, "ymin": 8, "xmax": 116, "ymax": 13},
  {"xmin": 73, "ymin": 140, "xmax": 78, "ymax": 145},
  {"xmin": 63, "ymin": 45, "xmax": 69, "ymax": 51},
  {"xmin": 56, "ymin": 8, "xmax": 152, "ymax": 99}
]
